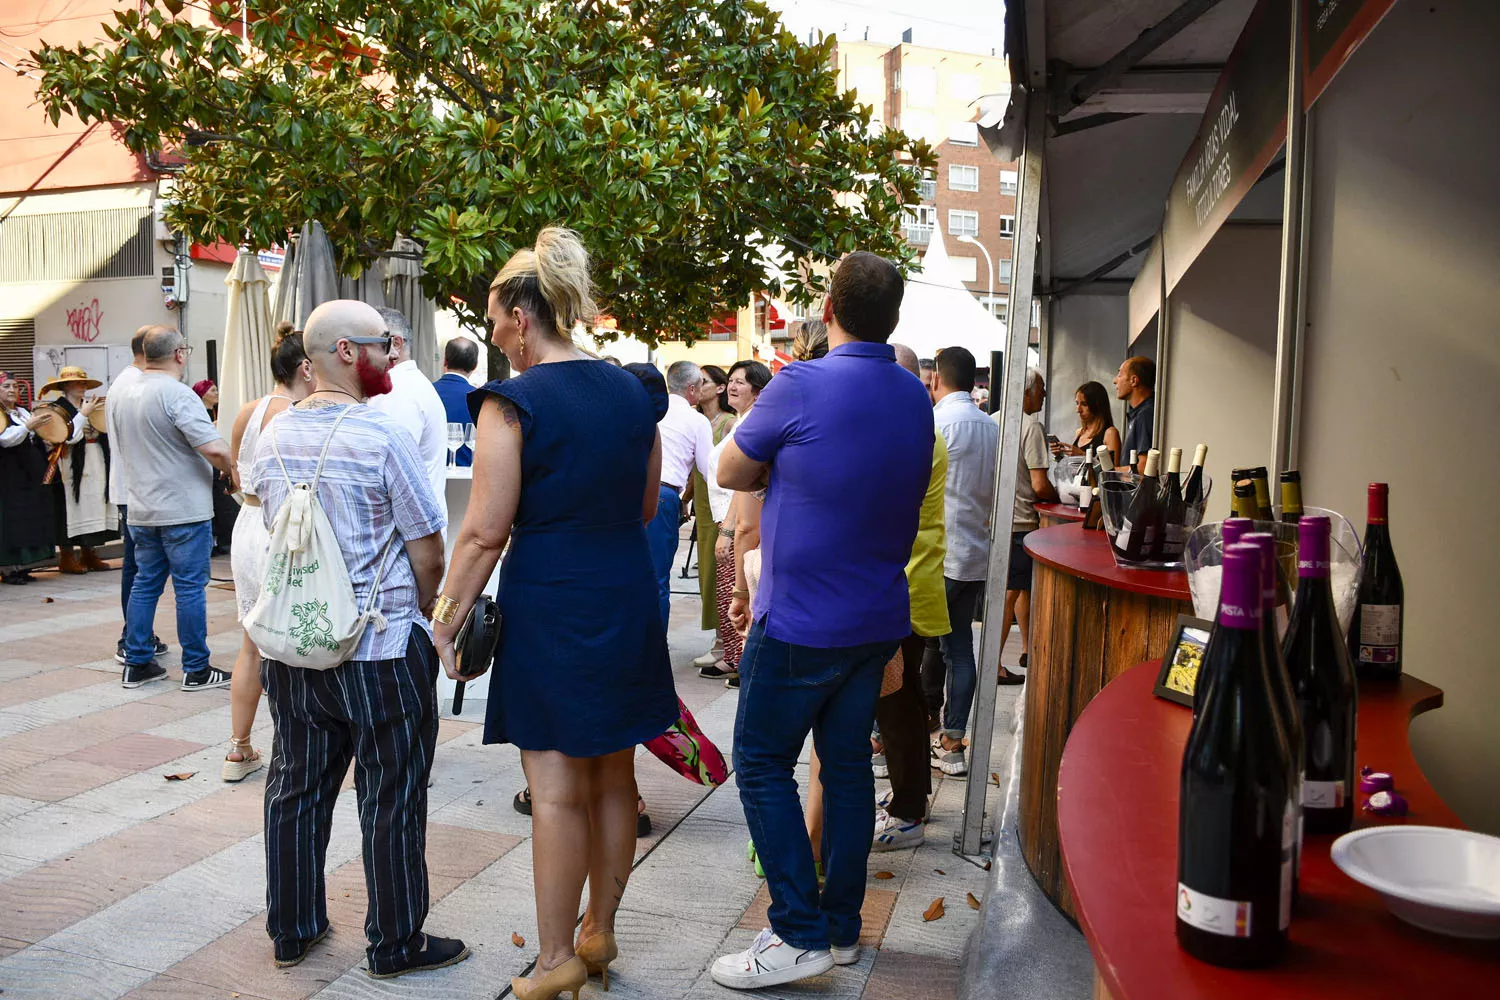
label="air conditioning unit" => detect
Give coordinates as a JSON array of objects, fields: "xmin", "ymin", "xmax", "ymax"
[{"xmin": 153, "ymin": 198, "xmax": 176, "ymax": 243}]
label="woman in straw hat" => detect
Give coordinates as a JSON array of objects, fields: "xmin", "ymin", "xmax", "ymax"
[
  {"xmin": 0, "ymin": 371, "xmax": 57, "ymax": 584},
  {"xmin": 38, "ymin": 366, "xmax": 117, "ymax": 574}
]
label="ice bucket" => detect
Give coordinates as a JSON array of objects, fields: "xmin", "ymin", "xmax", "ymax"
[{"xmin": 1097, "ymin": 471, "xmax": 1212, "ymax": 570}]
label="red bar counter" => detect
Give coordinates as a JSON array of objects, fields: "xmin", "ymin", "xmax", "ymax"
[
  {"xmin": 1019, "ymin": 523, "xmax": 1193, "ymax": 915},
  {"xmin": 1036, "ymin": 501, "xmax": 1088, "ymax": 528},
  {"xmin": 1058, "ymin": 661, "xmax": 1497, "ymax": 999}
]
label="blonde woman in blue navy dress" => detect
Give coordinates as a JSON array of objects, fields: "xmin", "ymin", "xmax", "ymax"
[{"xmin": 431, "ymin": 227, "xmax": 677, "ymax": 1000}]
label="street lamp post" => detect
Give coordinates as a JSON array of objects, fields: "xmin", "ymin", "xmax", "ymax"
[{"xmin": 957, "ymin": 234, "xmax": 995, "ymax": 318}]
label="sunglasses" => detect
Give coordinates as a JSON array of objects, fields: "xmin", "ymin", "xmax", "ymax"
[{"xmin": 330, "ymin": 332, "xmax": 393, "ymax": 354}]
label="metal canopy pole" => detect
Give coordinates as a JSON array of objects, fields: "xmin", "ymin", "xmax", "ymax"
[
  {"xmin": 1153, "ymin": 224, "xmax": 1170, "ymax": 450},
  {"xmin": 958, "ymin": 69, "xmax": 1047, "ymax": 860},
  {"xmin": 1272, "ymin": 0, "xmax": 1310, "ymax": 478}
]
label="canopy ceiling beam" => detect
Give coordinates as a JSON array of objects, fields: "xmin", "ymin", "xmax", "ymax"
[
  {"xmin": 1052, "ymin": 112, "xmax": 1143, "ymax": 136},
  {"xmin": 1059, "ymin": 68, "xmax": 1221, "ymax": 116},
  {"xmin": 1052, "ymin": 0, "xmax": 1230, "ymax": 118},
  {"xmin": 1046, "ymin": 234, "xmax": 1157, "ymax": 298}
]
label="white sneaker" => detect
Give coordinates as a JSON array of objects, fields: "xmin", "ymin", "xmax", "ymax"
[
  {"xmin": 932, "ymin": 738, "xmax": 968, "ymax": 776},
  {"xmin": 692, "ymin": 645, "xmax": 723, "ymax": 668},
  {"xmin": 871, "ymin": 752, "xmax": 888, "ymax": 778},
  {"xmin": 831, "ymin": 943, "xmax": 860, "ymax": 966},
  {"xmin": 872, "ymin": 810, "xmax": 926, "ymax": 852},
  {"xmin": 711, "ymin": 929, "xmax": 834, "ymax": 990}
]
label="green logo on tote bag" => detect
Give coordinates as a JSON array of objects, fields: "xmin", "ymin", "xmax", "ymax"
[{"xmin": 291, "ymin": 600, "xmax": 338, "ymax": 656}]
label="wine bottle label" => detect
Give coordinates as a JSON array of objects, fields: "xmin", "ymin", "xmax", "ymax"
[
  {"xmin": 1280, "ymin": 799, "xmax": 1296, "ymax": 930},
  {"xmin": 1161, "ymin": 523, "xmax": 1188, "ymax": 556},
  {"xmin": 1117, "ymin": 520, "xmax": 1133, "ymax": 549},
  {"xmin": 1357, "ymin": 606, "xmax": 1401, "ymax": 663},
  {"xmin": 1177, "ymin": 884, "xmax": 1252, "ymax": 938},
  {"xmin": 1302, "ymin": 779, "xmax": 1346, "ymax": 809}
]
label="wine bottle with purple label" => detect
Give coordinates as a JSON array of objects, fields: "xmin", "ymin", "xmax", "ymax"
[
  {"xmin": 1177, "ymin": 545, "xmax": 1295, "ymax": 968},
  {"xmin": 1348, "ymin": 483, "xmax": 1404, "ymax": 680},
  {"xmin": 1283, "ymin": 515, "xmax": 1358, "ymax": 835}
]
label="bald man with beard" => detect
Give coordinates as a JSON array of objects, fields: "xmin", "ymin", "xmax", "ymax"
[{"xmin": 248, "ymin": 300, "xmax": 466, "ymax": 978}]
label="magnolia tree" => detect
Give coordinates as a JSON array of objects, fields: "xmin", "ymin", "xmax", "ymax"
[{"xmin": 33, "ymin": 0, "xmax": 934, "ymax": 342}]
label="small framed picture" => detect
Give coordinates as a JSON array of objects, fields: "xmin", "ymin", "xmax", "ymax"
[{"xmin": 1154, "ymin": 615, "xmax": 1214, "ymax": 707}]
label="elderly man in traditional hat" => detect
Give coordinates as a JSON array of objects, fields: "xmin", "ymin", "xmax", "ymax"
[{"xmin": 38, "ymin": 366, "xmax": 117, "ymax": 575}]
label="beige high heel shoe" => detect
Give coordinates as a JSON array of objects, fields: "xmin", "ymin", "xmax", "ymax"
[
  {"xmin": 576, "ymin": 931, "xmax": 619, "ymax": 991},
  {"xmin": 512, "ymin": 954, "xmax": 586, "ymax": 1000}
]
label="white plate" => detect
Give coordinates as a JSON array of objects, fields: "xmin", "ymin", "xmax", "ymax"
[{"xmin": 1331, "ymin": 825, "xmax": 1500, "ymax": 939}]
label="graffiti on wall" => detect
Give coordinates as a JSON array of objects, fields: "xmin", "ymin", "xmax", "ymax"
[{"xmin": 65, "ymin": 299, "xmax": 103, "ymax": 342}]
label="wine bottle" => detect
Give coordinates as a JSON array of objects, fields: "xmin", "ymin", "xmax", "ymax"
[
  {"xmin": 1114, "ymin": 449, "xmax": 1163, "ymax": 562},
  {"xmin": 1193, "ymin": 517, "xmax": 1255, "ymax": 714},
  {"xmin": 1077, "ymin": 447, "xmax": 1095, "ymax": 489},
  {"xmin": 1129, "ymin": 449, "xmax": 1139, "ymax": 470},
  {"xmin": 1095, "ymin": 445, "xmax": 1113, "ymax": 479},
  {"xmin": 1244, "ymin": 531, "xmax": 1305, "ymax": 900},
  {"xmin": 1231, "ymin": 479, "xmax": 1259, "ymax": 520},
  {"xmin": 1182, "ymin": 443, "xmax": 1209, "ymax": 507},
  {"xmin": 1279, "ymin": 471, "xmax": 1303, "ymax": 524},
  {"xmin": 1158, "ymin": 447, "xmax": 1188, "ymax": 560},
  {"xmin": 1282, "ymin": 515, "xmax": 1358, "ymax": 835},
  {"xmin": 1348, "ymin": 483, "xmax": 1404, "ymax": 680},
  {"xmin": 1083, "ymin": 486, "xmax": 1104, "ymax": 530},
  {"xmin": 1248, "ymin": 467, "xmax": 1274, "ymax": 521},
  {"xmin": 1178, "ymin": 545, "xmax": 1295, "ymax": 968}
]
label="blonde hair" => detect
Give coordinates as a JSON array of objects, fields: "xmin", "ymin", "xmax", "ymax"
[
  {"xmin": 489, "ymin": 226, "xmax": 598, "ymax": 339},
  {"xmin": 791, "ymin": 319, "xmax": 829, "ymax": 361}
]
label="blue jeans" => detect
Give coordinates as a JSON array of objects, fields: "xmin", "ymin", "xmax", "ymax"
[
  {"xmin": 124, "ymin": 520, "xmax": 212, "ymax": 672},
  {"xmin": 734, "ymin": 620, "xmax": 899, "ymax": 950},
  {"xmin": 643, "ymin": 486, "xmax": 681, "ymax": 627},
  {"xmin": 939, "ymin": 578, "xmax": 985, "ymax": 739},
  {"xmin": 118, "ymin": 506, "xmax": 136, "ymax": 630}
]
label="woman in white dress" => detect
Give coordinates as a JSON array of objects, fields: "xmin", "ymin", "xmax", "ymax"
[{"xmin": 221, "ymin": 325, "xmax": 314, "ymax": 781}]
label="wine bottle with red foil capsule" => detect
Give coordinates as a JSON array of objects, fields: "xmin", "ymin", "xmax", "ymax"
[
  {"xmin": 1348, "ymin": 483, "xmax": 1404, "ymax": 680},
  {"xmin": 1244, "ymin": 531, "xmax": 1304, "ymax": 900},
  {"xmin": 1282, "ymin": 515, "xmax": 1358, "ymax": 835},
  {"xmin": 1178, "ymin": 545, "xmax": 1296, "ymax": 968}
]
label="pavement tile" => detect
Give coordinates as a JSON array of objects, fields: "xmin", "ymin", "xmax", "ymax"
[
  {"xmin": 0, "ymin": 851, "xmax": 40, "ymax": 880},
  {"xmin": 0, "ymin": 757, "xmax": 132, "ymax": 801},
  {"xmin": 862, "ymin": 948, "xmax": 962, "ymax": 1000},
  {"xmin": 0, "ymin": 854, "xmax": 154, "ymax": 944},
  {"xmin": 38, "ymin": 880, "xmax": 264, "ymax": 973},
  {"xmin": 155, "ymin": 913, "xmax": 366, "ymax": 1000},
  {"xmin": 0, "ymin": 944, "xmax": 156, "ymax": 999},
  {"xmin": 0, "ymin": 793, "xmax": 45, "ymax": 823},
  {"xmin": 0, "ymin": 802, "xmax": 134, "ymax": 861},
  {"xmin": 120, "ymin": 974, "xmax": 281, "ymax": 1000},
  {"xmin": 423, "ymin": 823, "xmax": 523, "ymax": 880},
  {"xmin": 48, "ymin": 810, "xmax": 246, "ymax": 884},
  {"xmin": 0, "ymin": 934, "xmax": 28, "ymax": 960},
  {"xmin": 67, "ymin": 732, "xmax": 208, "ymax": 771},
  {"xmin": 0, "ymin": 668, "xmax": 112, "ymax": 709}
]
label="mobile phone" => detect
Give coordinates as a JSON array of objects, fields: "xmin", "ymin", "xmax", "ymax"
[{"xmin": 1045, "ymin": 434, "xmax": 1062, "ymax": 448}]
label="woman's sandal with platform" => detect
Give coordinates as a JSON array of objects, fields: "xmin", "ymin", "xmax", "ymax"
[
  {"xmin": 511, "ymin": 954, "xmax": 587, "ymax": 1000},
  {"xmin": 575, "ymin": 931, "xmax": 619, "ymax": 991}
]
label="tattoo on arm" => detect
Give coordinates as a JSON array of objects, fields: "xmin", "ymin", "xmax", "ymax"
[{"xmin": 497, "ymin": 399, "xmax": 521, "ymax": 429}]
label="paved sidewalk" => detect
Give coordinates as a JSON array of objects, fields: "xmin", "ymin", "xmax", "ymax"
[{"xmin": 0, "ymin": 555, "xmax": 1017, "ymax": 999}]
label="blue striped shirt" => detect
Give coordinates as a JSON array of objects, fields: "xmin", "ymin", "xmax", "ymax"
[{"xmin": 250, "ymin": 402, "xmax": 447, "ymax": 660}]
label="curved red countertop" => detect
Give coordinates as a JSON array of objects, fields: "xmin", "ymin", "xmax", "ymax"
[
  {"xmin": 1058, "ymin": 662, "xmax": 1496, "ymax": 1000},
  {"xmin": 1036, "ymin": 502, "xmax": 1088, "ymax": 523},
  {"xmin": 1024, "ymin": 522, "xmax": 1190, "ymax": 602}
]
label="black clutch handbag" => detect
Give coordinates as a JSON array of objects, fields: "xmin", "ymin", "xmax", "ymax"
[{"xmin": 451, "ymin": 594, "xmax": 500, "ymax": 715}]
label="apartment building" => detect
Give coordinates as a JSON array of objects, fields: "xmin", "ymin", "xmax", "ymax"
[{"xmin": 835, "ymin": 39, "xmax": 1019, "ymax": 325}]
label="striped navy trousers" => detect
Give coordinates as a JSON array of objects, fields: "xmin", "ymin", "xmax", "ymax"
[{"xmin": 260, "ymin": 624, "xmax": 439, "ymax": 973}]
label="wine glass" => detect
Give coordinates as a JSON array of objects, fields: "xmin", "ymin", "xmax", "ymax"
[
  {"xmin": 446, "ymin": 423, "xmax": 464, "ymax": 465},
  {"xmin": 463, "ymin": 422, "xmax": 477, "ymax": 457}
]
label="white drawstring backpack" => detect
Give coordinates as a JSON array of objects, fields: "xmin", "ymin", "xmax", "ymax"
[{"xmin": 245, "ymin": 408, "xmax": 396, "ymax": 669}]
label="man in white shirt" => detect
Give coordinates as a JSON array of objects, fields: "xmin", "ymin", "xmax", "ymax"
[
  {"xmin": 368, "ymin": 308, "xmax": 448, "ymax": 519},
  {"xmin": 105, "ymin": 328, "xmax": 168, "ymax": 663},
  {"xmin": 927, "ymin": 347, "xmax": 999, "ymax": 777},
  {"xmin": 645, "ymin": 360, "xmax": 714, "ymax": 627},
  {"xmin": 992, "ymin": 368, "xmax": 1059, "ymax": 683}
]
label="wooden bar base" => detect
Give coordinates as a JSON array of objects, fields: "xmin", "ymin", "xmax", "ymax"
[{"xmin": 1018, "ymin": 525, "xmax": 1192, "ymax": 917}]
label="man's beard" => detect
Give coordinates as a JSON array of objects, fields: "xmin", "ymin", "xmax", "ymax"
[{"xmin": 355, "ymin": 353, "xmax": 393, "ymax": 398}]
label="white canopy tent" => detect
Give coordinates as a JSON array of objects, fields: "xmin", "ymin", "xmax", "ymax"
[
  {"xmin": 890, "ymin": 224, "xmax": 1008, "ymax": 362},
  {"xmin": 216, "ymin": 249, "xmax": 274, "ymax": 441}
]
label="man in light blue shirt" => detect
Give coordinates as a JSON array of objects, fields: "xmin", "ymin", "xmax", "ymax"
[{"xmin": 927, "ymin": 346, "xmax": 999, "ymax": 777}]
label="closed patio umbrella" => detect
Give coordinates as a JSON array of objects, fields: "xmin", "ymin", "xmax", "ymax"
[
  {"xmin": 217, "ymin": 248, "xmax": 273, "ymax": 440},
  {"xmin": 383, "ymin": 236, "xmax": 439, "ymax": 379},
  {"xmin": 272, "ymin": 220, "xmax": 341, "ymax": 330}
]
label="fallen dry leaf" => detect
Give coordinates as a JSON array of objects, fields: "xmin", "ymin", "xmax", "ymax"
[
  {"xmin": 512, "ymin": 931, "xmax": 526, "ymax": 948},
  {"xmin": 873, "ymin": 870, "xmax": 895, "ymax": 880},
  {"xmin": 934, "ymin": 869, "xmax": 946, "ymax": 876},
  {"xmin": 163, "ymin": 772, "xmax": 196, "ymax": 781},
  {"xmin": 923, "ymin": 897, "xmax": 946, "ymax": 922},
  {"xmin": 983, "ymin": 860, "xmax": 993, "ymax": 871},
  {"xmin": 991, "ymin": 772, "xmax": 1001, "ymax": 786},
  {"xmin": 966, "ymin": 892, "xmax": 981, "ymax": 910},
  {"xmin": 42, "ymin": 596, "xmax": 54, "ymax": 603}
]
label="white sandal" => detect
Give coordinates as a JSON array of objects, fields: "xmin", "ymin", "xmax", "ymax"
[{"xmin": 222, "ymin": 736, "xmax": 264, "ymax": 782}]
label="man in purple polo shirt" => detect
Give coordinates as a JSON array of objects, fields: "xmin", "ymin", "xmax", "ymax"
[{"xmin": 711, "ymin": 253, "xmax": 933, "ymax": 990}]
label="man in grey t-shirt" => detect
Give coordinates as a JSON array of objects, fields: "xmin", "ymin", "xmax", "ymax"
[{"xmin": 111, "ymin": 325, "xmax": 232, "ymax": 690}]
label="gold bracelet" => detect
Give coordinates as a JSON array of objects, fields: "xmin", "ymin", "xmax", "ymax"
[
  {"xmin": 732, "ymin": 589, "xmax": 750, "ymax": 600},
  {"xmin": 431, "ymin": 595, "xmax": 460, "ymax": 625}
]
